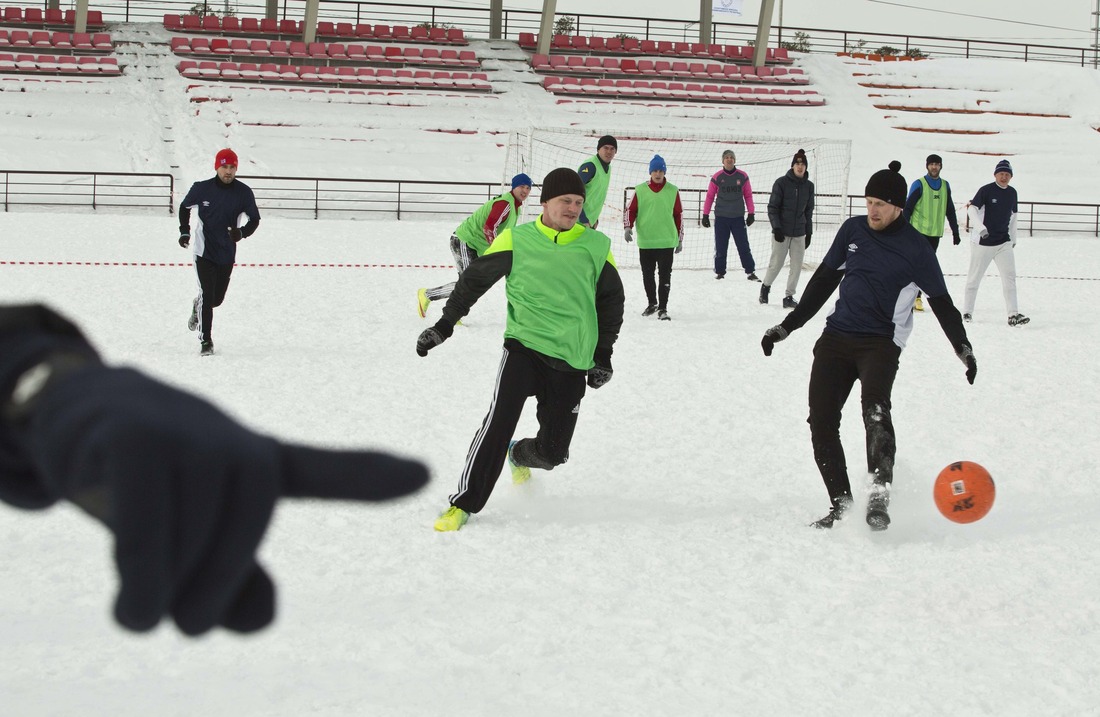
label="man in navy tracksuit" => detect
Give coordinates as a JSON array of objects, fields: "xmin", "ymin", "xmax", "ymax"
[
  {"xmin": 761, "ymin": 162, "xmax": 977, "ymax": 531},
  {"xmin": 178, "ymin": 148, "xmax": 261, "ymax": 356}
]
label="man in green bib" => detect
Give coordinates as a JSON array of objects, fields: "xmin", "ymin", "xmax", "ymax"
[
  {"xmin": 418, "ymin": 173, "xmax": 532, "ymax": 318},
  {"xmin": 416, "ymin": 168, "xmax": 626, "ymax": 532},
  {"xmin": 577, "ymin": 135, "xmax": 617, "ymax": 230},
  {"xmin": 624, "ymin": 154, "xmax": 683, "ymax": 320},
  {"xmin": 903, "ymin": 154, "xmax": 960, "ymax": 312}
]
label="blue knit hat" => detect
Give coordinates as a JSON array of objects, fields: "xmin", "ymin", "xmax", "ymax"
[
  {"xmin": 995, "ymin": 159, "xmax": 1013, "ymax": 176},
  {"xmin": 649, "ymin": 154, "xmax": 666, "ymax": 173},
  {"xmin": 511, "ymin": 173, "xmax": 532, "ymax": 189}
]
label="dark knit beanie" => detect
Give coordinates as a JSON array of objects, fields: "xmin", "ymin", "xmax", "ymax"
[
  {"xmin": 926, "ymin": 153, "xmax": 943, "ymax": 166},
  {"xmin": 597, "ymin": 135, "xmax": 618, "ymax": 150},
  {"xmin": 540, "ymin": 168, "xmax": 586, "ymax": 202},
  {"xmin": 791, "ymin": 148, "xmax": 808, "ymax": 168},
  {"xmin": 995, "ymin": 159, "xmax": 1013, "ymax": 176},
  {"xmin": 864, "ymin": 161, "xmax": 907, "ymax": 207}
]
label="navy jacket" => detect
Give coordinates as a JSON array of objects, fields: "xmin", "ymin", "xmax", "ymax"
[{"xmin": 179, "ymin": 177, "xmax": 261, "ymax": 265}]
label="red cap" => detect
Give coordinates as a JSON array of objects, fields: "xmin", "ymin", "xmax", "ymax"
[{"xmin": 215, "ymin": 148, "xmax": 238, "ymax": 169}]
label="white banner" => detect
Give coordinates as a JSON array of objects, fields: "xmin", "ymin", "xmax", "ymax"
[{"xmin": 713, "ymin": 0, "xmax": 745, "ymax": 17}]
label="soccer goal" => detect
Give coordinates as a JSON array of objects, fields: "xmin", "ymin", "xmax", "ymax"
[{"xmin": 504, "ymin": 127, "xmax": 852, "ymax": 271}]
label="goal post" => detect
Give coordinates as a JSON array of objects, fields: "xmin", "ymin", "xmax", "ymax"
[{"xmin": 504, "ymin": 127, "xmax": 852, "ymax": 271}]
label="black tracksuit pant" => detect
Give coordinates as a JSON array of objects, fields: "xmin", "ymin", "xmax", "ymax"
[
  {"xmin": 194, "ymin": 256, "xmax": 234, "ymax": 344},
  {"xmin": 639, "ymin": 247, "xmax": 674, "ymax": 310},
  {"xmin": 807, "ymin": 331, "xmax": 902, "ymax": 509},
  {"xmin": 449, "ymin": 343, "xmax": 587, "ymax": 514}
]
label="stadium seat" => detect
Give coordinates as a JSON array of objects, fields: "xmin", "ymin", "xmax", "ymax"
[
  {"xmin": 518, "ymin": 32, "xmax": 536, "ymax": 49},
  {"xmin": 656, "ymin": 41, "xmax": 673, "ymax": 55},
  {"xmin": 257, "ymin": 63, "xmax": 278, "ymax": 80},
  {"xmin": 392, "ymin": 25, "xmax": 410, "ymax": 42},
  {"xmin": 619, "ymin": 58, "xmax": 638, "ymax": 74},
  {"xmin": 722, "ymin": 64, "xmax": 742, "ymax": 80},
  {"xmin": 50, "ymin": 31, "xmax": 72, "ymax": 50},
  {"xmin": 278, "ymin": 19, "xmax": 298, "ymax": 35},
  {"xmin": 229, "ymin": 38, "xmax": 249, "ymax": 56},
  {"xmin": 9, "ymin": 30, "xmax": 29, "ymax": 47},
  {"xmin": 345, "ymin": 44, "xmax": 366, "ymax": 61},
  {"xmin": 432, "ymin": 70, "xmax": 455, "ymax": 89},
  {"xmin": 705, "ymin": 62, "xmax": 725, "ymax": 79},
  {"xmin": 71, "ymin": 32, "xmax": 93, "ymax": 51},
  {"xmin": 669, "ymin": 61, "xmax": 691, "ymax": 77},
  {"xmin": 601, "ymin": 57, "xmax": 620, "ymax": 72},
  {"xmin": 375, "ymin": 67, "xmax": 395, "ymax": 85},
  {"xmin": 373, "ymin": 24, "xmax": 391, "ymax": 40},
  {"xmin": 45, "ymin": 9, "xmax": 63, "ymax": 25},
  {"xmin": 393, "ymin": 68, "xmax": 414, "ymax": 86},
  {"xmin": 307, "ymin": 42, "xmax": 327, "ymax": 59},
  {"xmin": 170, "ymin": 36, "xmax": 190, "ymax": 54},
  {"xmin": 14, "ymin": 53, "xmax": 35, "ymax": 71},
  {"xmin": 531, "ymin": 53, "xmax": 549, "ymax": 71},
  {"xmin": 584, "ymin": 56, "xmax": 602, "ymax": 72},
  {"xmin": 335, "ymin": 23, "xmax": 354, "ymax": 37},
  {"xmin": 299, "ymin": 65, "xmax": 319, "ymax": 82},
  {"xmin": 354, "ymin": 23, "xmax": 371, "ymax": 38},
  {"xmin": 384, "ymin": 45, "xmax": 402, "ymax": 62},
  {"xmin": 690, "ymin": 43, "xmax": 708, "ymax": 58},
  {"xmin": 259, "ymin": 18, "xmax": 277, "ymax": 34},
  {"xmin": 364, "ymin": 45, "xmax": 385, "ymax": 62},
  {"xmin": 706, "ymin": 43, "xmax": 725, "ymax": 59},
  {"xmin": 605, "ymin": 37, "xmax": 622, "ymax": 53},
  {"xmin": 755, "ymin": 65, "xmax": 775, "ymax": 81},
  {"xmin": 702, "ymin": 83, "xmax": 723, "ymax": 102},
  {"xmin": 57, "ymin": 55, "xmax": 78, "ymax": 72},
  {"xmin": 202, "ymin": 15, "xmax": 220, "ymax": 33},
  {"xmin": 87, "ymin": 11, "xmax": 103, "ymax": 28},
  {"xmin": 327, "ymin": 43, "xmax": 347, "ymax": 60},
  {"xmin": 636, "ymin": 58, "xmax": 655, "ymax": 75},
  {"xmin": 589, "ymin": 36, "xmax": 606, "ymax": 52},
  {"xmin": 410, "ymin": 26, "xmax": 428, "ymax": 42},
  {"xmin": 317, "ymin": 65, "xmax": 339, "ymax": 83},
  {"xmin": 239, "ymin": 62, "xmax": 260, "ymax": 79},
  {"xmin": 640, "ymin": 40, "xmax": 657, "ymax": 55},
  {"xmin": 210, "ymin": 38, "xmax": 231, "ymax": 55},
  {"xmin": 195, "ymin": 60, "xmax": 218, "ymax": 78},
  {"xmin": 288, "ymin": 41, "xmax": 308, "ymax": 59},
  {"xmin": 276, "ymin": 64, "xmax": 298, "ymax": 81},
  {"xmin": 688, "ymin": 62, "xmax": 708, "ymax": 79},
  {"xmin": 551, "ymin": 34, "xmax": 568, "ymax": 50},
  {"xmin": 565, "ymin": 55, "xmax": 584, "ymax": 72},
  {"xmin": 317, "ymin": 21, "xmax": 335, "ymax": 38},
  {"xmin": 403, "ymin": 46, "xmax": 422, "ymax": 64},
  {"xmin": 222, "ymin": 16, "xmax": 239, "ymax": 34},
  {"xmin": 458, "ymin": 50, "xmax": 477, "ymax": 67},
  {"xmin": 268, "ymin": 41, "xmax": 289, "ymax": 58},
  {"xmin": 420, "ymin": 47, "xmax": 441, "ymax": 65},
  {"xmin": 182, "ymin": 15, "xmax": 201, "ymax": 32},
  {"xmin": 336, "ymin": 66, "xmax": 357, "ymax": 83},
  {"xmin": 240, "ymin": 18, "xmax": 260, "ymax": 34},
  {"xmin": 446, "ymin": 28, "xmax": 465, "ymax": 44},
  {"xmin": 178, "ymin": 59, "xmax": 199, "ymax": 78},
  {"xmin": 163, "ymin": 14, "xmax": 183, "ymax": 32},
  {"xmin": 570, "ymin": 35, "xmax": 586, "ymax": 51},
  {"xmin": 633, "ymin": 80, "xmax": 654, "ymax": 97},
  {"xmin": 653, "ymin": 60, "xmax": 671, "ymax": 76},
  {"xmin": 36, "ymin": 54, "xmax": 57, "ymax": 71},
  {"xmin": 219, "ymin": 61, "xmax": 240, "ymax": 80},
  {"xmin": 470, "ymin": 72, "xmax": 490, "ymax": 90},
  {"xmin": 190, "ymin": 37, "xmax": 210, "ymax": 55},
  {"xmin": 24, "ymin": 7, "xmax": 42, "ymax": 24},
  {"xmin": 614, "ymin": 79, "xmax": 635, "ymax": 97},
  {"xmin": 355, "ymin": 66, "xmax": 377, "ymax": 85},
  {"xmin": 30, "ymin": 30, "xmax": 50, "ymax": 48},
  {"xmin": 3, "ymin": 7, "xmax": 21, "ymax": 24}
]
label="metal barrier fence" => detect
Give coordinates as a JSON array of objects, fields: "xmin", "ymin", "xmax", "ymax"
[
  {"xmin": 2, "ymin": 170, "xmax": 1097, "ymax": 237},
  {"xmin": 87, "ymin": 0, "xmax": 1099, "ymax": 69},
  {"xmin": 1, "ymin": 170, "xmax": 174, "ymax": 213}
]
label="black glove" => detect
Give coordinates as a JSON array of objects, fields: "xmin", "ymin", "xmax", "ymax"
[
  {"xmin": 624, "ymin": 227, "xmax": 633, "ymax": 243},
  {"xmin": 956, "ymin": 341, "xmax": 977, "ymax": 385},
  {"xmin": 0, "ymin": 305, "xmax": 429, "ymax": 636},
  {"xmin": 760, "ymin": 325, "xmax": 789, "ymax": 356},
  {"xmin": 675, "ymin": 239, "xmax": 682, "ymax": 254},
  {"xmin": 773, "ymin": 228, "xmax": 784, "ymax": 243},
  {"xmin": 701, "ymin": 214, "xmax": 710, "ymax": 228},
  {"xmin": 179, "ymin": 233, "xmax": 190, "ymax": 248},
  {"xmin": 746, "ymin": 213, "xmax": 755, "ymax": 227},
  {"xmin": 804, "ymin": 232, "xmax": 811, "ymax": 249},
  {"xmin": 416, "ymin": 320, "xmax": 454, "ymax": 357},
  {"xmin": 952, "ymin": 232, "xmax": 961, "ymax": 246},
  {"xmin": 587, "ymin": 347, "xmax": 613, "ymax": 389},
  {"xmin": 228, "ymin": 227, "xmax": 243, "ymax": 242}
]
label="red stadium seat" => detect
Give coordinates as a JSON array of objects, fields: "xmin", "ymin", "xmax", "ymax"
[
  {"xmin": 210, "ymin": 38, "xmax": 231, "ymax": 55},
  {"xmin": 170, "ymin": 37, "xmax": 191, "ymax": 54},
  {"xmin": 259, "ymin": 18, "xmax": 278, "ymax": 34},
  {"xmin": 589, "ymin": 36, "xmax": 606, "ymax": 52},
  {"xmin": 182, "ymin": 15, "xmax": 201, "ymax": 32},
  {"xmin": 327, "ymin": 43, "xmax": 347, "ymax": 60},
  {"xmin": 336, "ymin": 22, "xmax": 354, "ymax": 37},
  {"xmin": 24, "ymin": 7, "xmax": 43, "ymax": 23},
  {"xmin": 202, "ymin": 15, "xmax": 220, "ymax": 32},
  {"xmin": 288, "ymin": 41, "xmax": 308, "ymax": 58},
  {"xmin": 278, "ymin": 19, "xmax": 298, "ymax": 35},
  {"xmin": 446, "ymin": 28, "xmax": 465, "ymax": 44},
  {"xmin": 190, "ymin": 37, "xmax": 211, "ymax": 54},
  {"xmin": 45, "ymin": 9, "xmax": 63, "ymax": 25},
  {"xmin": 268, "ymin": 41, "xmax": 289, "ymax": 58},
  {"xmin": 51, "ymin": 32, "xmax": 73, "ymax": 50},
  {"xmin": 229, "ymin": 38, "xmax": 249, "ymax": 56},
  {"xmin": 458, "ymin": 50, "xmax": 477, "ymax": 67},
  {"xmin": 30, "ymin": 31, "xmax": 50, "ymax": 48},
  {"xmin": 240, "ymin": 18, "xmax": 260, "ymax": 34},
  {"xmin": 164, "ymin": 14, "xmax": 183, "ymax": 31},
  {"xmin": 222, "ymin": 16, "xmax": 239, "ymax": 34},
  {"xmin": 392, "ymin": 25, "xmax": 410, "ymax": 41},
  {"xmin": 518, "ymin": 32, "xmax": 536, "ymax": 49},
  {"xmin": 345, "ymin": 44, "xmax": 366, "ymax": 62},
  {"xmin": 91, "ymin": 33, "xmax": 112, "ymax": 51},
  {"xmin": 316, "ymin": 21, "xmax": 335, "ymax": 37}
]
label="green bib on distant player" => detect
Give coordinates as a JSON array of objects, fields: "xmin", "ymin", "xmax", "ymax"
[
  {"xmin": 909, "ymin": 176, "xmax": 950, "ymax": 238},
  {"xmin": 488, "ymin": 219, "xmax": 612, "ymax": 370},
  {"xmin": 634, "ymin": 181, "xmax": 679, "ymax": 249},
  {"xmin": 454, "ymin": 191, "xmax": 518, "ymax": 256},
  {"xmin": 580, "ymin": 154, "xmax": 611, "ymax": 225}
]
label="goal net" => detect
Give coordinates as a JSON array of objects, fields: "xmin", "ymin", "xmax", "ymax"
[{"xmin": 504, "ymin": 127, "xmax": 852, "ymax": 271}]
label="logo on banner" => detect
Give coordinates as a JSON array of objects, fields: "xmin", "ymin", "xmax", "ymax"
[{"xmin": 713, "ymin": 0, "xmax": 744, "ymax": 17}]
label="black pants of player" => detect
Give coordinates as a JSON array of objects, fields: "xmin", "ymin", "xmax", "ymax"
[
  {"xmin": 807, "ymin": 332, "xmax": 901, "ymax": 509},
  {"xmin": 194, "ymin": 256, "xmax": 234, "ymax": 344},
  {"xmin": 449, "ymin": 344, "xmax": 587, "ymax": 514},
  {"xmin": 916, "ymin": 234, "xmax": 940, "ymax": 300},
  {"xmin": 639, "ymin": 247, "xmax": 674, "ymax": 310}
]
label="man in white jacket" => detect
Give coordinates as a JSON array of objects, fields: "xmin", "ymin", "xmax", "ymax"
[{"xmin": 964, "ymin": 159, "xmax": 1029, "ymax": 326}]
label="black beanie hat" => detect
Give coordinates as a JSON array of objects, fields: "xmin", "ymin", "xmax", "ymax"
[
  {"xmin": 791, "ymin": 148, "xmax": 808, "ymax": 168},
  {"xmin": 926, "ymin": 153, "xmax": 943, "ymax": 166},
  {"xmin": 540, "ymin": 167, "xmax": 586, "ymax": 202},
  {"xmin": 864, "ymin": 161, "xmax": 907, "ymax": 207},
  {"xmin": 597, "ymin": 135, "xmax": 618, "ymax": 150}
]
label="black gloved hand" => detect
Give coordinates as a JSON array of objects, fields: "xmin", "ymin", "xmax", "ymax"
[
  {"xmin": 760, "ymin": 325, "xmax": 789, "ymax": 356},
  {"xmin": 179, "ymin": 233, "xmax": 190, "ymax": 248},
  {"xmin": 746, "ymin": 213, "xmax": 755, "ymax": 227},
  {"xmin": 228, "ymin": 227, "xmax": 243, "ymax": 242},
  {"xmin": 416, "ymin": 320, "xmax": 454, "ymax": 357},
  {"xmin": 956, "ymin": 341, "xmax": 977, "ymax": 385},
  {"xmin": 624, "ymin": 227, "xmax": 633, "ymax": 243},
  {"xmin": 701, "ymin": 214, "xmax": 710, "ymax": 229},
  {"xmin": 804, "ymin": 232, "xmax": 812, "ymax": 249},
  {"xmin": 675, "ymin": 239, "xmax": 683, "ymax": 254},
  {"xmin": 952, "ymin": 232, "xmax": 961, "ymax": 246},
  {"xmin": 773, "ymin": 228, "xmax": 784, "ymax": 243},
  {"xmin": 0, "ymin": 305, "xmax": 429, "ymax": 636},
  {"xmin": 587, "ymin": 347, "xmax": 613, "ymax": 389}
]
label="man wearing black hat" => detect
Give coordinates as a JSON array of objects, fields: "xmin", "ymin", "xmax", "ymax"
[
  {"xmin": 760, "ymin": 162, "xmax": 977, "ymax": 532},
  {"xmin": 577, "ymin": 135, "xmax": 618, "ymax": 229},
  {"xmin": 904, "ymin": 153, "xmax": 960, "ymax": 312},
  {"xmin": 416, "ymin": 168, "xmax": 625, "ymax": 532}
]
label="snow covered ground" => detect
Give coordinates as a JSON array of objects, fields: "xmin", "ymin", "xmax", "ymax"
[{"xmin": 2, "ymin": 25, "xmax": 1100, "ymax": 715}]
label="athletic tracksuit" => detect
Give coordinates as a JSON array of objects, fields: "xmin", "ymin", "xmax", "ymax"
[
  {"xmin": 425, "ymin": 189, "xmax": 525, "ymax": 303},
  {"xmin": 764, "ymin": 169, "xmax": 815, "ymax": 298},
  {"xmin": 179, "ymin": 177, "xmax": 260, "ymax": 345},
  {"xmin": 578, "ymin": 155, "xmax": 611, "ymax": 228},
  {"xmin": 964, "ymin": 182, "xmax": 1020, "ymax": 317},
  {"xmin": 626, "ymin": 179, "xmax": 683, "ymax": 312},
  {"xmin": 437, "ymin": 216, "xmax": 625, "ymax": 514},
  {"xmin": 703, "ymin": 167, "xmax": 756, "ymax": 277},
  {"xmin": 776, "ymin": 215, "xmax": 970, "ymax": 510}
]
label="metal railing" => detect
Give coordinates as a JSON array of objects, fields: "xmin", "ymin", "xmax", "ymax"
[
  {"xmin": 1, "ymin": 170, "xmax": 174, "ymax": 213},
  {"xmin": 82, "ymin": 0, "xmax": 1099, "ymax": 69},
  {"xmin": 845, "ymin": 197, "xmax": 1100, "ymax": 237}
]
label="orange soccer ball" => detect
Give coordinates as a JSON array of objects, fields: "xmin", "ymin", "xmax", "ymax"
[{"xmin": 934, "ymin": 461, "xmax": 995, "ymax": 523}]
